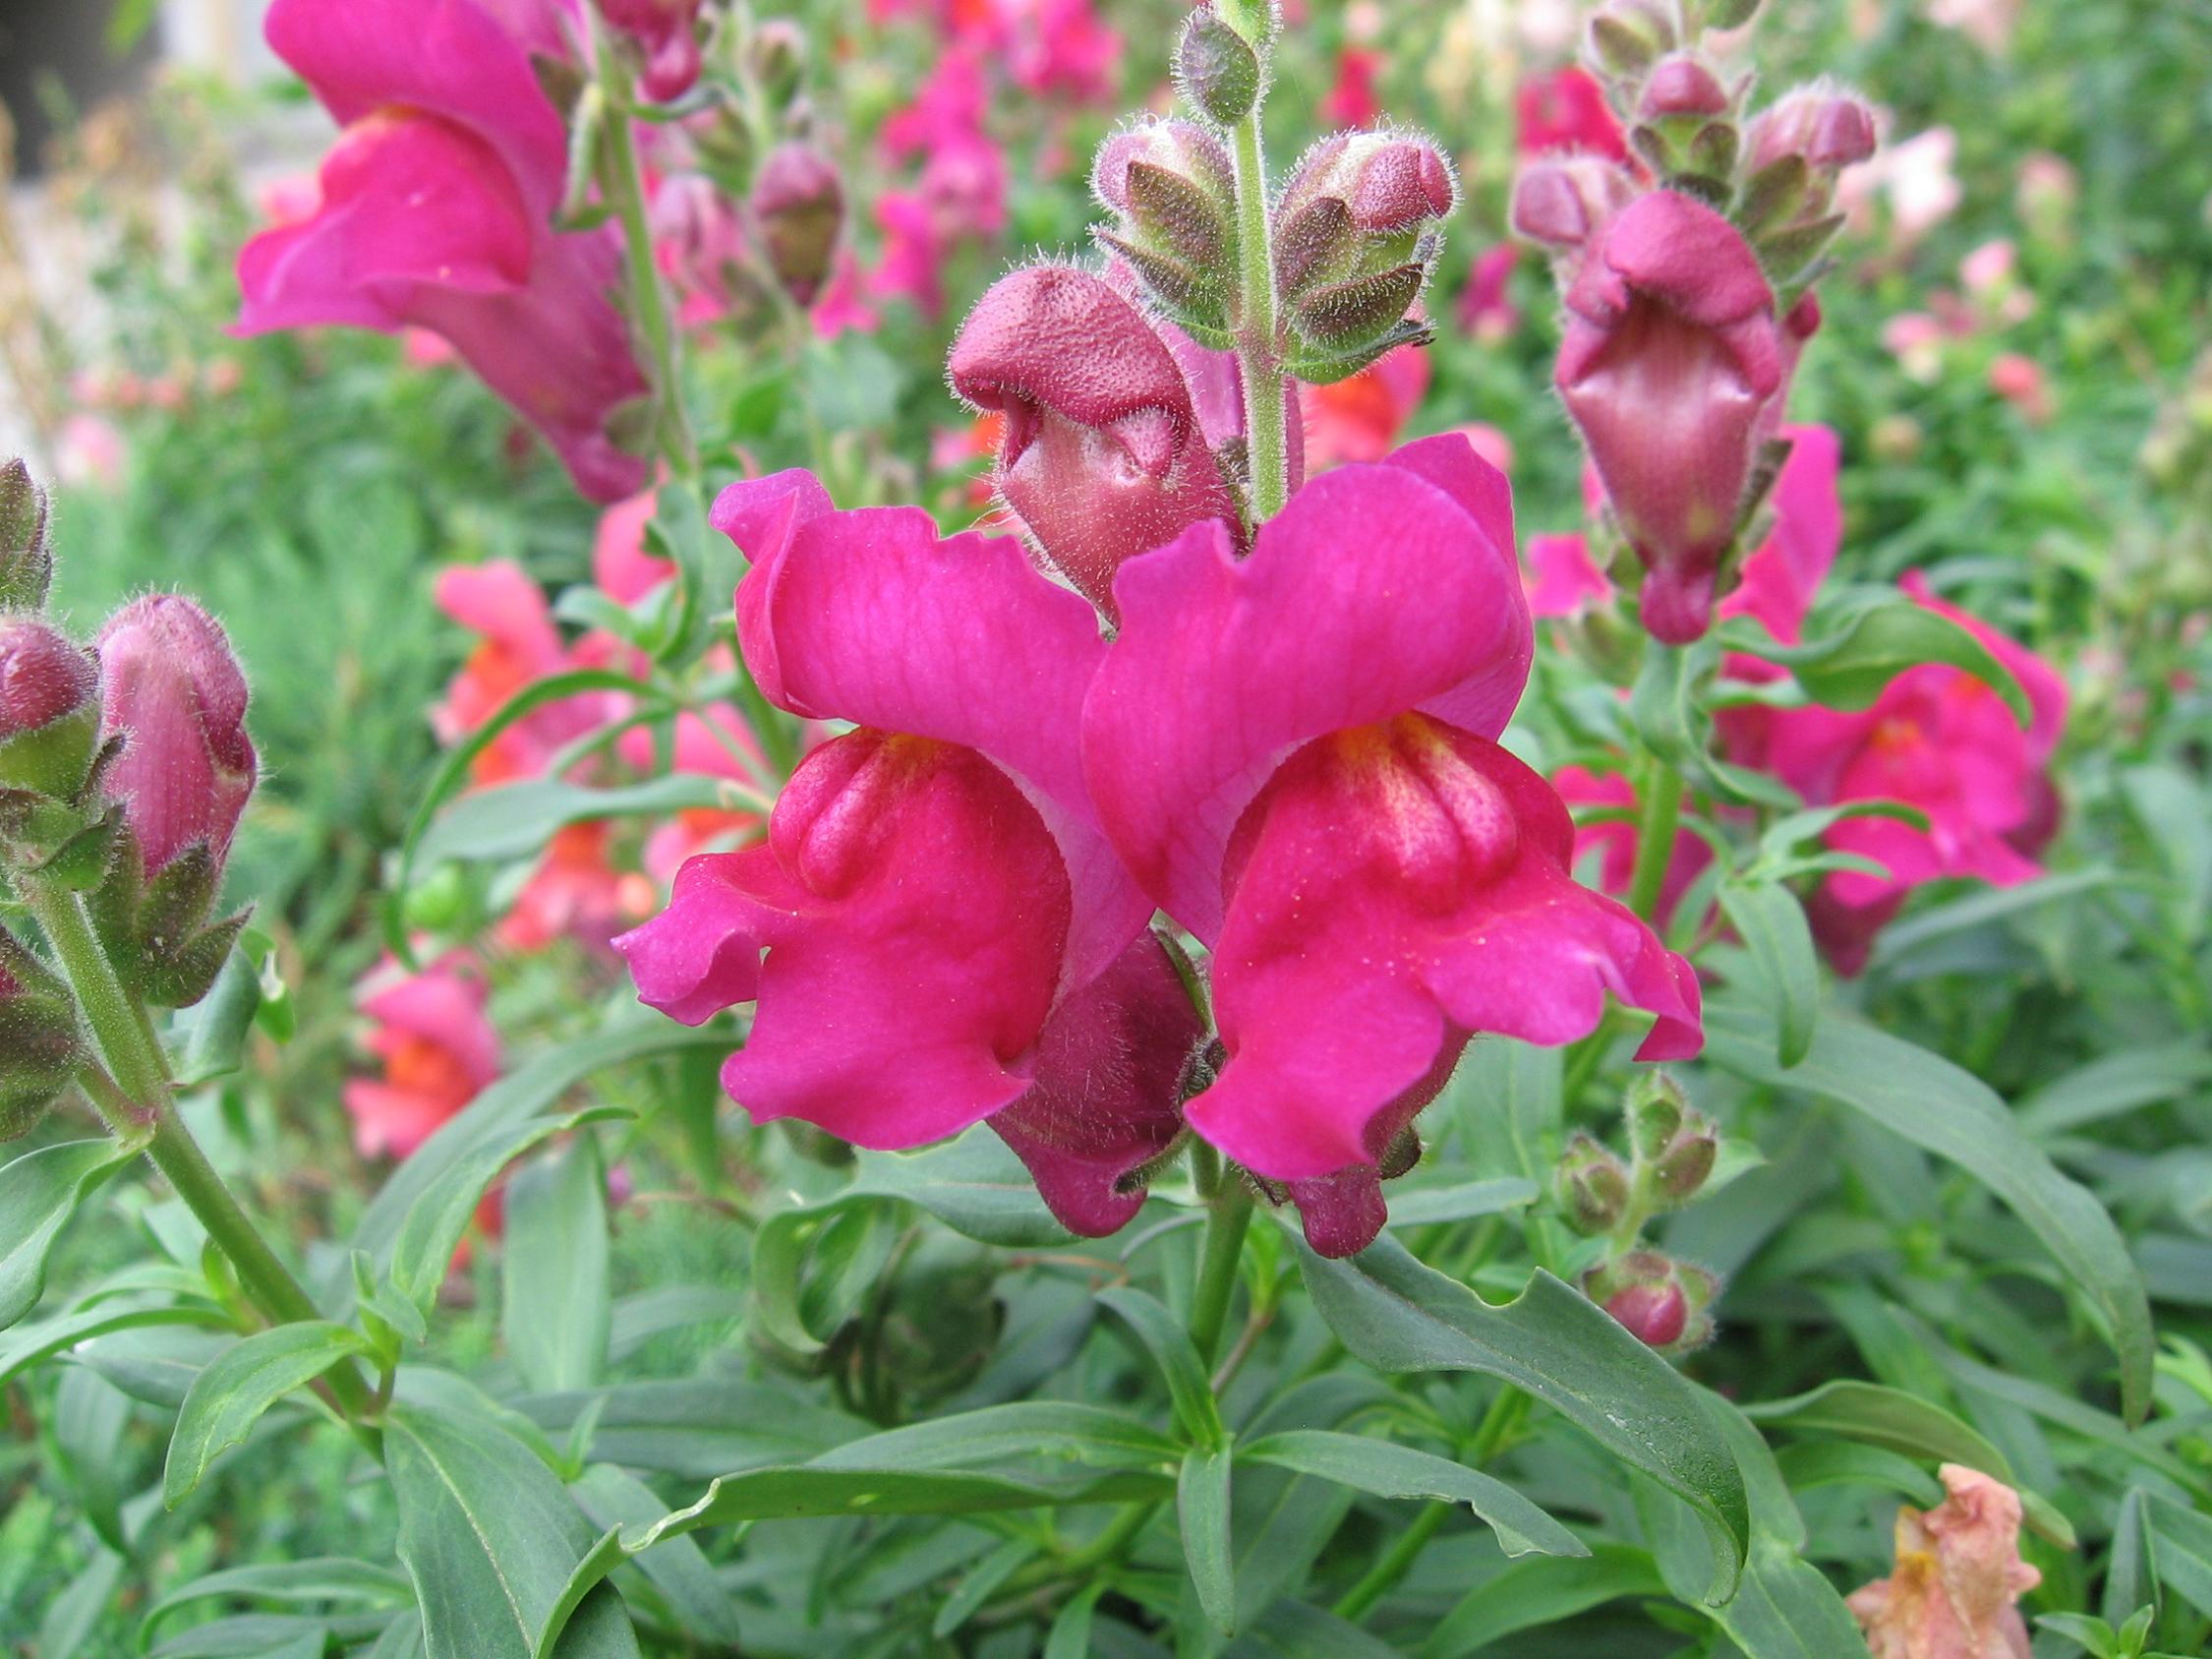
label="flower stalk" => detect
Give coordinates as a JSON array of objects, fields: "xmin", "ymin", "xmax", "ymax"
[{"xmin": 1231, "ymin": 102, "xmax": 1289, "ymax": 521}]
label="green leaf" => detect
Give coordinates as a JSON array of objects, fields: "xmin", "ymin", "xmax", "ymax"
[
  {"xmin": 1704, "ymin": 996, "xmax": 2156, "ymax": 1424},
  {"xmin": 1098, "ymin": 1286, "xmax": 1226, "ymax": 1450},
  {"xmin": 1240, "ymin": 1430, "xmax": 1586, "ymax": 1559},
  {"xmin": 748, "ymin": 1196, "xmax": 900, "ymax": 1356},
  {"xmin": 1772, "ymin": 1440, "xmax": 1944, "ymax": 1507},
  {"xmin": 0, "ymin": 1139, "xmax": 138, "ymax": 1331},
  {"xmin": 164, "ymin": 1322, "xmax": 371, "ymax": 1507},
  {"xmin": 145, "ymin": 1558, "xmax": 412, "ymax": 1631},
  {"xmin": 2018, "ymin": 1042, "xmax": 2212, "ymax": 1136},
  {"xmin": 570, "ymin": 1465, "xmax": 742, "ymax": 1649},
  {"xmin": 806, "ymin": 1401, "xmax": 1181, "ymax": 1473},
  {"xmin": 352, "ymin": 1021, "xmax": 728, "ymax": 1276},
  {"xmin": 1421, "ymin": 1545, "xmax": 1667, "ymax": 1658},
  {"xmin": 1296, "ymin": 1236, "xmax": 1749, "ymax": 1602},
  {"xmin": 503, "ymin": 1132, "xmax": 611, "ymax": 1393},
  {"xmin": 1179, "ymin": 1443, "xmax": 1238, "ymax": 1636},
  {"xmin": 534, "ymin": 1464, "xmax": 1164, "ymax": 1658},
  {"xmin": 1716, "ymin": 880, "xmax": 1821, "ymax": 1068},
  {"xmin": 384, "ymin": 1389, "xmax": 642, "ymax": 1659},
  {"xmin": 1742, "ymin": 1378, "xmax": 2073, "ymax": 1546},
  {"xmin": 1381, "ymin": 1177, "xmax": 1540, "ymax": 1227},
  {"xmin": 386, "ymin": 1106, "xmax": 631, "ymax": 1319},
  {"xmin": 2105, "ymin": 1488, "xmax": 2160, "ymax": 1627},
  {"xmin": 845, "ymin": 1127, "xmax": 1076, "ymax": 1246},
  {"xmin": 388, "ymin": 668, "xmax": 676, "ymax": 953},
  {"xmin": 417, "ymin": 775, "xmax": 735, "ymax": 867},
  {"xmin": 0, "ymin": 1298, "xmax": 229, "ymax": 1388},
  {"xmin": 1044, "ymin": 1582, "xmax": 1106, "ymax": 1659},
  {"xmin": 2147, "ymin": 1494, "xmax": 2212, "ymax": 1621},
  {"xmin": 37, "ymin": 1548, "xmax": 123, "ymax": 1659},
  {"xmin": 1718, "ymin": 599, "xmax": 2031, "ymax": 724},
  {"xmin": 931, "ymin": 1540, "xmax": 1036, "ymax": 1638}
]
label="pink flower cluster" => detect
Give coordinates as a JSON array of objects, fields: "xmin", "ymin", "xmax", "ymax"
[
  {"xmin": 1536, "ymin": 427, "xmax": 2068, "ymax": 972},
  {"xmin": 618, "ymin": 269, "xmax": 1702, "ymax": 1255},
  {"xmin": 235, "ymin": 0, "xmax": 652, "ymax": 504}
]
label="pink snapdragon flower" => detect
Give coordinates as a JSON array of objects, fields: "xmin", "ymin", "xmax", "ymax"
[
  {"xmin": 1848, "ymin": 1465, "xmax": 2040, "ymax": 1659},
  {"xmin": 1839, "ymin": 126, "xmax": 1962, "ymax": 251},
  {"xmin": 1323, "ymin": 47, "xmax": 1384, "ymax": 129},
  {"xmin": 344, "ymin": 955, "xmax": 502, "ymax": 1159},
  {"xmin": 615, "ymin": 472, "xmax": 1200, "ymax": 1234},
  {"xmin": 1516, "ymin": 66, "xmax": 1628, "ymax": 161},
  {"xmin": 1082, "ymin": 438, "xmax": 1702, "ymax": 1256},
  {"xmin": 1523, "ymin": 533, "xmax": 1612, "ymax": 621},
  {"xmin": 235, "ymin": 0, "xmax": 651, "ymax": 503},
  {"xmin": 1754, "ymin": 574, "xmax": 2067, "ymax": 974},
  {"xmin": 1457, "ymin": 243, "xmax": 1523, "ymax": 343},
  {"xmin": 434, "ymin": 563, "xmax": 616, "ymax": 786},
  {"xmin": 870, "ymin": 54, "xmax": 1008, "ymax": 317},
  {"xmin": 1553, "ymin": 189, "xmax": 1821, "ymax": 643},
  {"xmin": 950, "ymin": 265, "xmax": 1241, "ymax": 616}
]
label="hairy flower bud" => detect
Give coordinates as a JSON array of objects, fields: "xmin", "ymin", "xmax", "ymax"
[
  {"xmin": 1586, "ymin": 1249, "xmax": 1717, "ymax": 1351},
  {"xmin": 96, "ymin": 595, "xmax": 258, "ymax": 882},
  {"xmin": 1275, "ymin": 133, "xmax": 1455, "ymax": 362},
  {"xmin": 749, "ymin": 20, "xmax": 806, "ymax": 111},
  {"xmin": 1586, "ymin": 0, "xmax": 1677, "ymax": 78},
  {"xmin": 1639, "ymin": 55, "xmax": 1730, "ymax": 121},
  {"xmin": 1177, "ymin": 5, "xmax": 1261, "ymax": 126},
  {"xmin": 595, "ymin": 0, "xmax": 705, "ymax": 103},
  {"xmin": 751, "ymin": 144, "xmax": 844, "ymax": 308},
  {"xmin": 2, "ymin": 458, "xmax": 53, "ymax": 612},
  {"xmin": 1747, "ymin": 87, "xmax": 1878, "ymax": 176},
  {"xmin": 0, "ymin": 926, "xmax": 83, "ymax": 1141},
  {"xmin": 1280, "ymin": 132, "xmax": 1457, "ymax": 238},
  {"xmin": 0, "ymin": 619, "xmax": 100, "ymax": 800},
  {"xmin": 949, "ymin": 266, "xmax": 1240, "ymax": 619},
  {"xmin": 1554, "ymin": 1132, "xmax": 1633, "ymax": 1235},
  {"xmin": 1510, "ymin": 156, "xmax": 1638, "ymax": 252}
]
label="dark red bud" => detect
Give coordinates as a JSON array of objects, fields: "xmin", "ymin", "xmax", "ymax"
[
  {"xmin": 0, "ymin": 620, "xmax": 97, "ymax": 739},
  {"xmin": 1640, "ymin": 55, "xmax": 1730, "ymax": 120},
  {"xmin": 1605, "ymin": 1280, "xmax": 1689, "ymax": 1347}
]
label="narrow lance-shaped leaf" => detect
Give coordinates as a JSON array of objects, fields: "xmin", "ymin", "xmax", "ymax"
[
  {"xmin": 1241, "ymin": 1429, "xmax": 1587, "ymax": 1559},
  {"xmin": 164, "ymin": 1322, "xmax": 372, "ymax": 1507},
  {"xmin": 1, "ymin": 1139, "xmax": 140, "ymax": 1332}
]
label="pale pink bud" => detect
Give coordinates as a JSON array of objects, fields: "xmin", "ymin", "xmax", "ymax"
[
  {"xmin": 1510, "ymin": 156, "xmax": 1638, "ymax": 250},
  {"xmin": 1749, "ymin": 87, "xmax": 1878, "ymax": 174},
  {"xmin": 750, "ymin": 144, "xmax": 844, "ymax": 307},
  {"xmin": 1279, "ymin": 132, "xmax": 1458, "ymax": 236},
  {"xmin": 95, "ymin": 595, "xmax": 258, "ymax": 878},
  {"xmin": 1638, "ymin": 55, "xmax": 1729, "ymax": 121}
]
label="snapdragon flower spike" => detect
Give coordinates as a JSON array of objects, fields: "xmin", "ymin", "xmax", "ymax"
[
  {"xmin": 1083, "ymin": 437, "xmax": 1701, "ymax": 1257},
  {"xmin": 615, "ymin": 472, "xmax": 1162, "ymax": 1222},
  {"xmin": 1555, "ymin": 188, "xmax": 1820, "ymax": 643},
  {"xmin": 949, "ymin": 265, "xmax": 1241, "ymax": 620},
  {"xmin": 595, "ymin": 0, "xmax": 705, "ymax": 103},
  {"xmin": 90, "ymin": 596, "xmax": 259, "ymax": 1007},
  {"xmin": 235, "ymin": 0, "xmax": 651, "ymax": 503}
]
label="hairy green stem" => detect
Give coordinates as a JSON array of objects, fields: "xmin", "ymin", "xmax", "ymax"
[
  {"xmin": 1230, "ymin": 104, "xmax": 1289, "ymax": 521},
  {"xmin": 27, "ymin": 878, "xmax": 376, "ymax": 1421},
  {"xmin": 1187, "ymin": 1180, "xmax": 1253, "ymax": 1368},
  {"xmin": 1625, "ymin": 758, "xmax": 1686, "ymax": 923},
  {"xmin": 597, "ymin": 21, "xmax": 699, "ymax": 479}
]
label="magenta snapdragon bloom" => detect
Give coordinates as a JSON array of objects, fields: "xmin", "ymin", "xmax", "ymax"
[
  {"xmin": 614, "ymin": 472, "xmax": 1208, "ymax": 1234},
  {"xmin": 1554, "ymin": 190, "xmax": 1821, "ymax": 643},
  {"xmin": 1516, "ymin": 66, "xmax": 1628, "ymax": 161},
  {"xmin": 1082, "ymin": 438, "xmax": 1703, "ymax": 1255},
  {"xmin": 235, "ymin": 0, "xmax": 651, "ymax": 503},
  {"xmin": 1758, "ymin": 575, "xmax": 2068, "ymax": 974}
]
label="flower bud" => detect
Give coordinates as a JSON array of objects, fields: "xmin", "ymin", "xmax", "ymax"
[
  {"xmin": 750, "ymin": 144, "xmax": 844, "ymax": 308},
  {"xmin": 1585, "ymin": 1249, "xmax": 1718, "ymax": 1351},
  {"xmin": 1553, "ymin": 1132, "xmax": 1632, "ymax": 1235},
  {"xmin": 595, "ymin": 0, "xmax": 705, "ymax": 103},
  {"xmin": 1639, "ymin": 55, "xmax": 1729, "ymax": 121},
  {"xmin": 1747, "ymin": 88, "xmax": 1878, "ymax": 176},
  {"xmin": 96, "ymin": 595, "xmax": 258, "ymax": 882},
  {"xmin": 1094, "ymin": 121, "xmax": 1238, "ymax": 279},
  {"xmin": 1510, "ymin": 156, "xmax": 1637, "ymax": 252},
  {"xmin": 749, "ymin": 20, "xmax": 807, "ymax": 111},
  {"xmin": 0, "ymin": 619, "xmax": 100, "ymax": 801},
  {"xmin": 1279, "ymin": 132, "xmax": 1457, "ymax": 239},
  {"xmin": 1275, "ymin": 134, "xmax": 1454, "ymax": 360},
  {"xmin": 1585, "ymin": 0, "xmax": 1677, "ymax": 78},
  {"xmin": 1177, "ymin": 5, "xmax": 1262, "ymax": 126},
  {"xmin": 2, "ymin": 458, "xmax": 53, "ymax": 612},
  {"xmin": 0, "ymin": 926, "xmax": 82, "ymax": 1142},
  {"xmin": 948, "ymin": 266, "xmax": 1240, "ymax": 620}
]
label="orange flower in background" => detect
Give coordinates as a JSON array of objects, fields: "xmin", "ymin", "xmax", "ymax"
[
  {"xmin": 1848, "ymin": 1465, "xmax": 2041, "ymax": 1659},
  {"xmin": 1299, "ymin": 342, "xmax": 1431, "ymax": 473},
  {"xmin": 343, "ymin": 956, "xmax": 501, "ymax": 1161}
]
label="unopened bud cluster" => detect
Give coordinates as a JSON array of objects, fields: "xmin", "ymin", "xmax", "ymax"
[
  {"xmin": 1554, "ymin": 1073, "xmax": 1723, "ymax": 1353},
  {"xmin": 1511, "ymin": 0, "xmax": 1878, "ymax": 643},
  {"xmin": 1092, "ymin": 1, "xmax": 1454, "ymax": 382},
  {"xmin": 0, "ymin": 457, "xmax": 261, "ymax": 1138}
]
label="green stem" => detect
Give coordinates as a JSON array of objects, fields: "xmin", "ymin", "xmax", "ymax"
[
  {"xmin": 26, "ymin": 879, "xmax": 376, "ymax": 1422},
  {"xmin": 1625, "ymin": 757, "xmax": 1686, "ymax": 923},
  {"xmin": 596, "ymin": 23, "xmax": 699, "ymax": 479},
  {"xmin": 1187, "ymin": 1181, "xmax": 1253, "ymax": 1368},
  {"xmin": 1229, "ymin": 104, "xmax": 1289, "ymax": 521}
]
